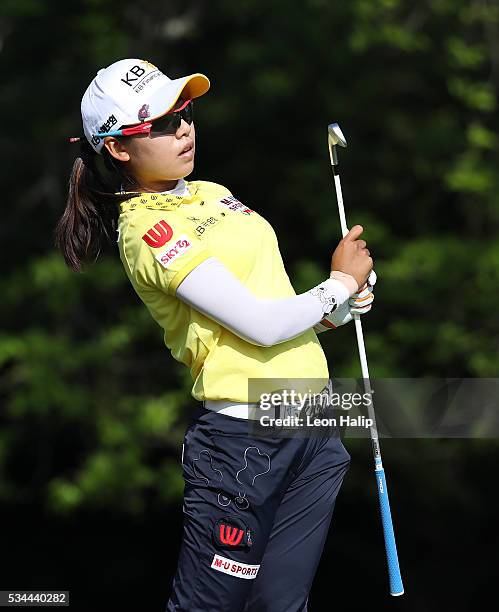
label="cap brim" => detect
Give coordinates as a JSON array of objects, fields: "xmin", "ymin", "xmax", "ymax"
[{"xmin": 141, "ymin": 73, "xmax": 210, "ymax": 123}]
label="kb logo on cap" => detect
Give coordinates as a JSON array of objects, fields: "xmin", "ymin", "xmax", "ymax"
[{"xmin": 121, "ymin": 65, "xmax": 148, "ymax": 87}]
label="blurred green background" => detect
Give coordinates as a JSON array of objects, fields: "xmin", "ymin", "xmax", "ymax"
[{"xmin": 1, "ymin": 0, "xmax": 498, "ymax": 610}]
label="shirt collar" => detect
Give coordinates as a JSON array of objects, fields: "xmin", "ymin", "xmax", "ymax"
[
  {"xmin": 118, "ymin": 179, "xmax": 200, "ymax": 213},
  {"xmin": 118, "ymin": 178, "xmax": 189, "ymax": 196},
  {"xmin": 161, "ymin": 178, "xmax": 189, "ymax": 197}
]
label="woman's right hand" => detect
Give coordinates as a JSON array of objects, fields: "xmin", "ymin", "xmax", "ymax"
[{"xmin": 330, "ymin": 225, "xmax": 373, "ymax": 289}]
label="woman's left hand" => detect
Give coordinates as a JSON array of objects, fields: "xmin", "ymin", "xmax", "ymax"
[{"xmin": 314, "ymin": 270, "xmax": 376, "ymax": 333}]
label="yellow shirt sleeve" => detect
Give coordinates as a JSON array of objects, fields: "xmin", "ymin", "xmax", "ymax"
[{"xmin": 120, "ymin": 209, "xmax": 213, "ymax": 296}]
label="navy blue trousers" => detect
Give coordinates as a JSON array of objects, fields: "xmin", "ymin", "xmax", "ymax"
[{"xmin": 166, "ymin": 405, "xmax": 351, "ymax": 612}]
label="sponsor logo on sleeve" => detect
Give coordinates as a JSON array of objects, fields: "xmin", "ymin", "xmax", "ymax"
[
  {"xmin": 142, "ymin": 220, "xmax": 174, "ymax": 248},
  {"xmin": 210, "ymin": 554, "xmax": 260, "ymax": 580},
  {"xmin": 155, "ymin": 235, "xmax": 192, "ymax": 268},
  {"xmin": 217, "ymin": 195, "xmax": 253, "ymax": 215}
]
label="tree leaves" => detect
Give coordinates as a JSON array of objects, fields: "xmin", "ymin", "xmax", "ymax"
[{"xmin": 1, "ymin": 0, "xmax": 498, "ymax": 516}]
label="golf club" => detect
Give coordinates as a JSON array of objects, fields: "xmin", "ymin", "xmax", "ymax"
[{"xmin": 327, "ymin": 122, "xmax": 404, "ymax": 597}]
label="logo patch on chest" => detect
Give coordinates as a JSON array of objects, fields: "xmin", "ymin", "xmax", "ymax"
[
  {"xmin": 217, "ymin": 195, "xmax": 253, "ymax": 215},
  {"xmin": 187, "ymin": 215, "xmax": 220, "ymax": 235},
  {"xmin": 142, "ymin": 220, "xmax": 174, "ymax": 247}
]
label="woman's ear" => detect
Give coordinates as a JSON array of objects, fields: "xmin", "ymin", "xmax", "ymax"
[{"xmin": 103, "ymin": 138, "xmax": 131, "ymax": 162}]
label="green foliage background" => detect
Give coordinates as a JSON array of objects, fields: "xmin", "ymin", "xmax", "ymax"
[{"xmin": 1, "ymin": 0, "xmax": 498, "ymax": 552}]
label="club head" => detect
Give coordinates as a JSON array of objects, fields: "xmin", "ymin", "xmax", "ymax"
[{"xmin": 328, "ymin": 123, "xmax": 347, "ymax": 148}]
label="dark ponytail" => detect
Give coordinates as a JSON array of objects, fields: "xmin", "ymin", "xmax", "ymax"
[{"xmin": 55, "ymin": 139, "xmax": 140, "ymax": 272}]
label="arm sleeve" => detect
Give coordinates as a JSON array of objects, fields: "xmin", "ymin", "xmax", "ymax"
[{"xmin": 176, "ymin": 256, "xmax": 351, "ymax": 346}]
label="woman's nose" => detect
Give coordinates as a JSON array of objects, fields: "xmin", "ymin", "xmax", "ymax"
[{"xmin": 177, "ymin": 118, "xmax": 192, "ymax": 137}]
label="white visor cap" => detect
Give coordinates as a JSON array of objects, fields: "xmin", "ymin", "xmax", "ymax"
[{"xmin": 81, "ymin": 58, "xmax": 210, "ymax": 153}]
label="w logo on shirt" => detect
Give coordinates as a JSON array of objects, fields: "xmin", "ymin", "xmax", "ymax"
[{"xmin": 142, "ymin": 220, "xmax": 174, "ymax": 248}]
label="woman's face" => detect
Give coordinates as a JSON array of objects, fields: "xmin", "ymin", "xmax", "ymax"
[{"xmin": 104, "ymin": 96, "xmax": 196, "ymax": 191}]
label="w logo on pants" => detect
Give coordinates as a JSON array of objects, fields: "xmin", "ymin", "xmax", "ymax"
[
  {"xmin": 213, "ymin": 517, "xmax": 252, "ymax": 550},
  {"xmin": 219, "ymin": 524, "xmax": 244, "ymax": 546}
]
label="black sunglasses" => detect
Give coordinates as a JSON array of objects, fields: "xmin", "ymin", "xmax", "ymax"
[
  {"xmin": 149, "ymin": 98, "xmax": 194, "ymax": 135},
  {"xmin": 84, "ymin": 98, "xmax": 194, "ymax": 144}
]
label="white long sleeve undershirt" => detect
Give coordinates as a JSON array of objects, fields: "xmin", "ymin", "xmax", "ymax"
[{"xmin": 176, "ymin": 256, "xmax": 351, "ymax": 347}]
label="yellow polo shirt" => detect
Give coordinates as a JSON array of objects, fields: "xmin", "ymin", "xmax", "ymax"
[{"xmin": 117, "ymin": 180, "xmax": 329, "ymax": 402}]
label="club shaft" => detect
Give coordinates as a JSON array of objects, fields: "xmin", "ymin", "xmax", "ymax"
[
  {"xmin": 330, "ymin": 146, "xmax": 404, "ymax": 596},
  {"xmin": 333, "ymin": 174, "xmax": 349, "ymax": 237},
  {"xmin": 334, "ymin": 174, "xmax": 380, "ymax": 440}
]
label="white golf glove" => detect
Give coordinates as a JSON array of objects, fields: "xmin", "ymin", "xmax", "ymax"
[{"xmin": 314, "ymin": 270, "xmax": 376, "ymax": 333}]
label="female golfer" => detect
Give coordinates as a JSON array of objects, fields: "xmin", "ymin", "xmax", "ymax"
[{"xmin": 56, "ymin": 59, "xmax": 375, "ymax": 612}]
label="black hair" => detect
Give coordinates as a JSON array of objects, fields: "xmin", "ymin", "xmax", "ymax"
[{"xmin": 55, "ymin": 138, "xmax": 140, "ymax": 272}]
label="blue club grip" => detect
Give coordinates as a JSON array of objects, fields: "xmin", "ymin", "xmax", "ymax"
[{"xmin": 375, "ymin": 467, "xmax": 404, "ymax": 596}]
